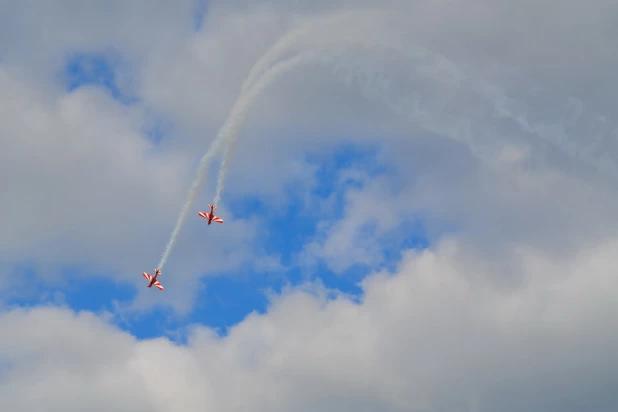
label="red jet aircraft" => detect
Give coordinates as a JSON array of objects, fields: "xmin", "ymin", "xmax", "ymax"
[
  {"xmin": 198, "ymin": 204, "xmax": 224, "ymax": 225},
  {"xmin": 142, "ymin": 268, "xmax": 163, "ymax": 290}
]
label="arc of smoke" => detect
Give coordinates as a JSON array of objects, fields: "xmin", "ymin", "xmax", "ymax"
[
  {"xmin": 212, "ymin": 45, "xmax": 361, "ymax": 206},
  {"xmin": 211, "ymin": 47, "xmax": 360, "ymax": 207},
  {"xmin": 239, "ymin": 8, "xmax": 396, "ymax": 95},
  {"xmin": 157, "ymin": 10, "xmax": 398, "ymax": 270},
  {"xmin": 157, "ymin": 51, "xmax": 325, "ymax": 270},
  {"xmin": 214, "ymin": 40, "xmax": 618, "ymax": 208},
  {"xmin": 211, "ymin": 41, "xmax": 432, "ymax": 206}
]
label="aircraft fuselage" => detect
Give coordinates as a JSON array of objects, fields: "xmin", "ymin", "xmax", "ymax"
[{"xmin": 148, "ymin": 271, "xmax": 160, "ymax": 287}]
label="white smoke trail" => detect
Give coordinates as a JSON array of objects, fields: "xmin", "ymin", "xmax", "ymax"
[
  {"xmin": 211, "ymin": 48, "xmax": 354, "ymax": 206},
  {"xmin": 157, "ymin": 10, "xmax": 399, "ymax": 270},
  {"xmin": 161, "ymin": 42, "xmax": 394, "ymax": 267},
  {"xmin": 212, "ymin": 129, "xmax": 235, "ymax": 206},
  {"xmin": 213, "ymin": 40, "xmax": 618, "ymax": 211},
  {"xmin": 238, "ymin": 8, "xmax": 395, "ymax": 95},
  {"xmin": 156, "ymin": 144, "xmax": 219, "ymax": 270},
  {"xmin": 210, "ymin": 44, "xmax": 407, "ymax": 206},
  {"xmin": 157, "ymin": 50, "xmax": 327, "ymax": 270},
  {"xmin": 211, "ymin": 29, "xmax": 430, "ymax": 206}
]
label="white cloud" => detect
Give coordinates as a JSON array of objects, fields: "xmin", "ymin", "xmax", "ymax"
[
  {"xmin": 0, "ymin": 66, "xmax": 186, "ymax": 261},
  {"xmin": 2, "ymin": 236, "xmax": 618, "ymax": 411}
]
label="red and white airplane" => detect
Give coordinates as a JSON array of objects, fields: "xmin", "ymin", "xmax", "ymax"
[
  {"xmin": 198, "ymin": 204, "xmax": 224, "ymax": 225},
  {"xmin": 142, "ymin": 268, "xmax": 163, "ymax": 290}
]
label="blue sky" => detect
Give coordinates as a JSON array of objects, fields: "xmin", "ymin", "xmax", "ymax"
[
  {"xmin": 1, "ymin": 51, "xmax": 431, "ymax": 342},
  {"xmin": 63, "ymin": 52, "xmax": 136, "ymax": 104}
]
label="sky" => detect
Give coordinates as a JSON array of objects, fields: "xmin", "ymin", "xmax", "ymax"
[{"xmin": 1, "ymin": 0, "xmax": 618, "ymax": 410}]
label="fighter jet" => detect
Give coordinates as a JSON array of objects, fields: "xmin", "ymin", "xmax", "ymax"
[
  {"xmin": 142, "ymin": 268, "xmax": 163, "ymax": 290},
  {"xmin": 198, "ymin": 204, "xmax": 224, "ymax": 225}
]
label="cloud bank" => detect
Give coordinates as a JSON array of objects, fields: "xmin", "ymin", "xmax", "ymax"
[{"xmin": 2, "ymin": 237, "xmax": 618, "ymax": 411}]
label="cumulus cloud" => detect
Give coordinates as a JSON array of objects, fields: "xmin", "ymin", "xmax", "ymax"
[{"xmin": 2, "ymin": 237, "xmax": 618, "ymax": 411}]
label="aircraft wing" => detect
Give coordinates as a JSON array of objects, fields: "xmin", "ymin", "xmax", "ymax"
[
  {"xmin": 143, "ymin": 272, "xmax": 152, "ymax": 281},
  {"xmin": 154, "ymin": 281, "xmax": 163, "ymax": 290},
  {"xmin": 198, "ymin": 212, "xmax": 210, "ymax": 219},
  {"xmin": 211, "ymin": 216, "xmax": 223, "ymax": 223}
]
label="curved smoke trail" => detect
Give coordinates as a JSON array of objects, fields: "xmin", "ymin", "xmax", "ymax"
[
  {"xmin": 211, "ymin": 46, "xmax": 384, "ymax": 206},
  {"xmin": 159, "ymin": 12, "xmax": 414, "ymax": 270},
  {"xmin": 210, "ymin": 43, "xmax": 406, "ymax": 206},
  {"xmin": 213, "ymin": 40, "xmax": 618, "ymax": 207},
  {"xmin": 238, "ymin": 8, "xmax": 396, "ymax": 95},
  {"xmin": 157, "ymin": 50, "xmax": 326, "ymax": 270},
  {"xmin": 157, "ymin": 10, "xmax": 399, "ymax": 270},
  {"xmin": 211, "ymin": 31, "xmax": 431, "ymax": 206}
]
